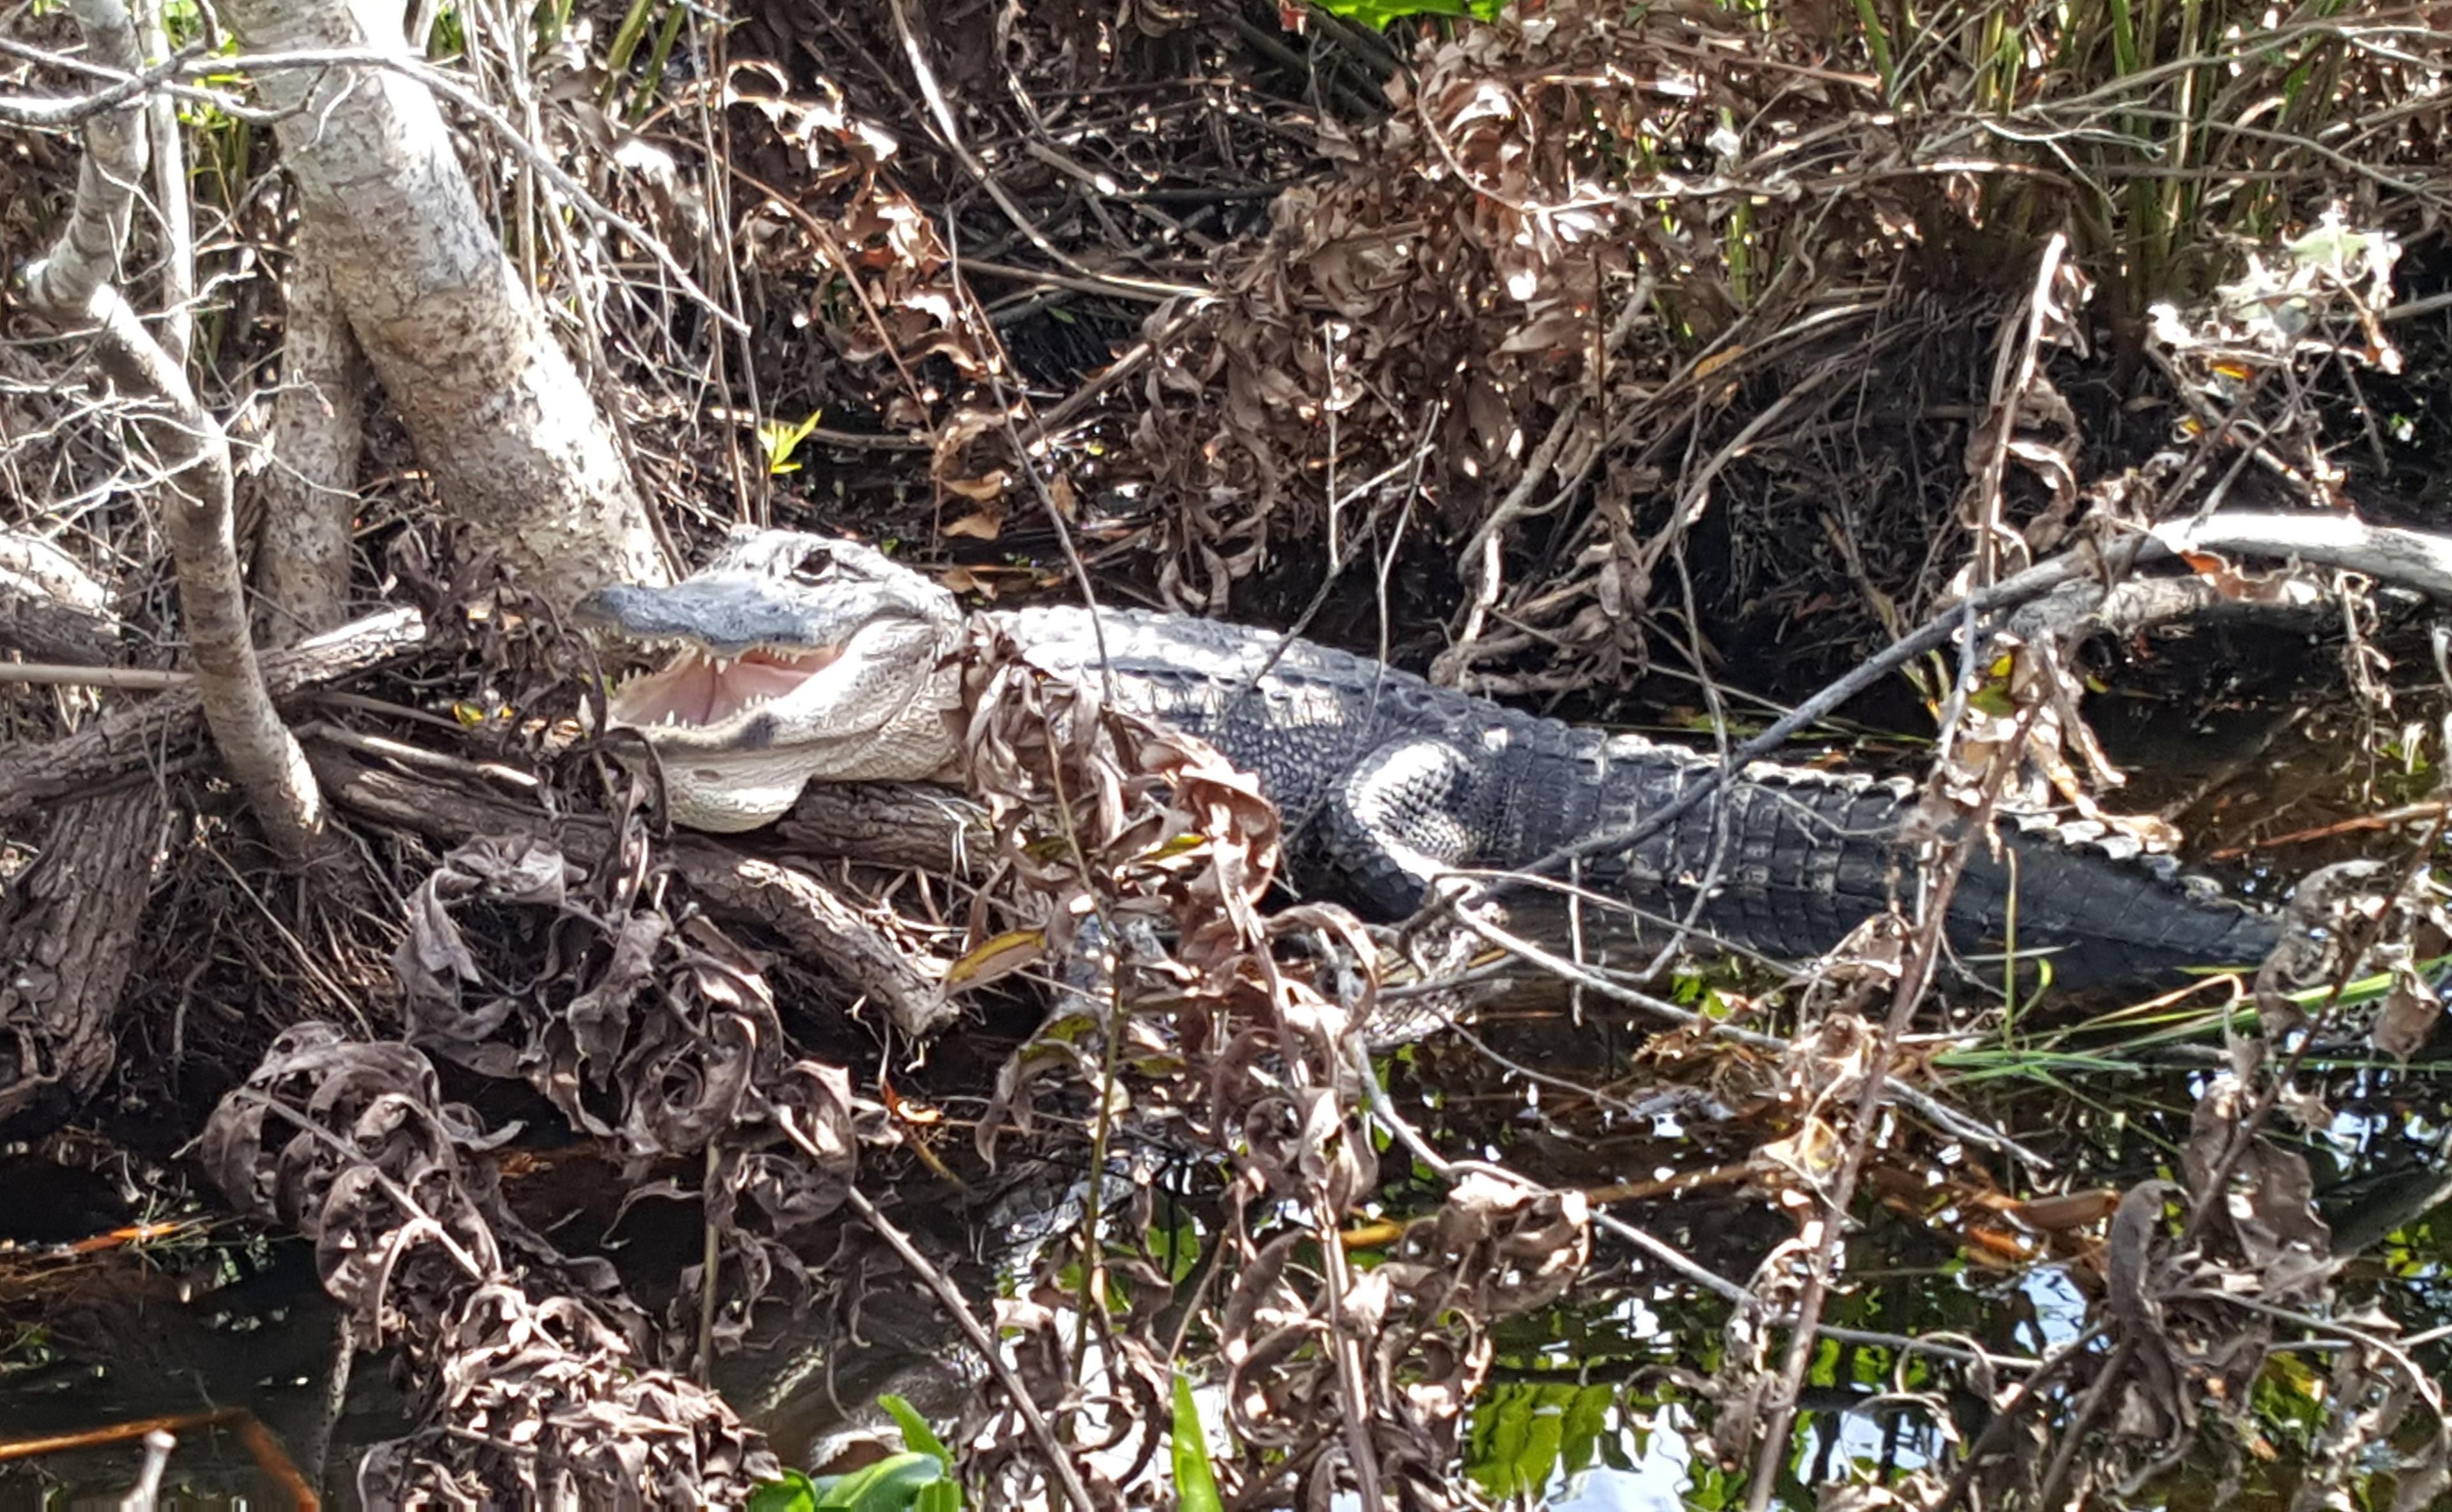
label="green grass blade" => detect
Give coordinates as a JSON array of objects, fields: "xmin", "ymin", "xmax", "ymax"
[
  {"xmin": 879, "ymin": 1394, "xmax": 955, "ymax": 1469},
  {"xmin": 1172, "ymin": 1374, "xmax": 1225, "ymax": 1512}
]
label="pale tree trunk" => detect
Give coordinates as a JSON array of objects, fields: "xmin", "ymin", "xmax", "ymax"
[
  {"xmin": 255, "ymin": 218, "xmax": 368, "ymax": 645},
  {"xmin": 220, "ymin": 0, "xmax": 668, "ymax": 610}
]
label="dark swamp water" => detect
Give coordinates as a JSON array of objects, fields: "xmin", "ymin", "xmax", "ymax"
[{"xmin": 3, "ymin": 615, "xmax": 2449, "ymax": 1510}]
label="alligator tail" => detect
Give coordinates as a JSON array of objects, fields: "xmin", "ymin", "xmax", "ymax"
[{"xmin": 1521, "ymin": 732, "xmax": 2279, "ymax": 990}]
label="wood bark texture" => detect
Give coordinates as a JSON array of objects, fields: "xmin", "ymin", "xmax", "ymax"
[
  {"xmin": 315, "ymin": 753, "xmax": 974, "ymax": 1036},
  {"xmin": 255, "ymin": 217, "xmax": 369, "ymax": 646},
  {"xmin": 91, "ymin": 289, "xmax": 340, "ymax": 868},
  {"xmin": 0, "ymin": 532, "xmax": 119, "ymax": 664},
  {"xmin": 0, "ymin": 535, "xmax": 158, "ymax": 1137},
  {"xmin": 2153, "ymin": 511, "xmax": 2452, "ymax": 602},
  {"xmin": 0, "ymin": 607, "xmax": 426, "ymax": 825},
  {"xmin": 21, "ymin": 0, "xmax": 334, "ymax": 868},
  {"xmin": 0, "ymin": 790, "xmax": 163, "ymax": 1133},
  {"xmin": 216, "ymin": 0, "xmax": 667, "ymax": 610},
  {"xmin": 17, "ymin": 0, "xmax": 142, "ymax": 315}
]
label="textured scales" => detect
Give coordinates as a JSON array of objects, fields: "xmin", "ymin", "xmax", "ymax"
[{"xmin": 575, "ymin": 528, "xmax": 2281, "ymax": 990}]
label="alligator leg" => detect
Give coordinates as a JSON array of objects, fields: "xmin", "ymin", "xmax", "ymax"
[{"xmin": 1315, "ymin": 736, "xmax": 1488, "ymax": 916}]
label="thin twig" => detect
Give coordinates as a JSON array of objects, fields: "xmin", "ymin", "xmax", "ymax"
[
  {"xmin": 0, "ymin": 36, "xmax": 745, "ymax": 334},
  {"xmin": 0, "ymin": 663, "xmax": 187, "ymax": 688},
  {"xmin": 136, "ymin": 0, "xmax": 190, "ymax": 370},
  {"xmin": 836, "ymin": 1185, "xmax": 1101, "ymax": 1512},
  {"xmin": 0, "ymin": 606, "xmax": 426, "ymax": 826},
  {"xmin": 1345, "ymin": 1034, "xmax": 1753, "ymax": 1305},
  {"xmin": 1441, "ymin": 903, "xmax": 2052, "ymax": 1168},
  {"xmin": 1742, "ymin": 704, "xmax": 2036, "ymax": 1512},
  {"xmin": 881, "ymin": 0, "xmax": 1207, "ymax": 306}
]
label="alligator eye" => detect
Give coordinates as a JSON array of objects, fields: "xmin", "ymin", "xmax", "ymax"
[{"xmin": 788, "ymin": 548, "xmax": 834, "ymax": 586}]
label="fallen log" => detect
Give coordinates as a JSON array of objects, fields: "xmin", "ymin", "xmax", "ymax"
[
  {"xmin": 766, "ymin": 782, "xmax": 981, "ymax": 874},
  {"xmin": 2153, "ymin": 510, "xmax": 2452, "ymax": 601},
  {"xmin": 312, "ymin": 749, "xmax": 979, "ymax": 1038},
  {"xmin": 0, "ymin": 531, "xmax": 119, "ymax": 664},
  {"xmin": 0, "ymin": 606, "xmax": 425, "ymax": 826}
]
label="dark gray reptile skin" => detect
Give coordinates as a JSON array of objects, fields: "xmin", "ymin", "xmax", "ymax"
[{"xmin": 988, "ymin": 604, "xmax": 2280, "ymax": 989}]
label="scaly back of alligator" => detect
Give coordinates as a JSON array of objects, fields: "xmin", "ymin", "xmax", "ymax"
[
  {"xmin": 986, "ymin": 605, "xmax": 2280, "ymax": 990},
  {"xmin": 1479, "ymin": 716, "xmax": 2280, "ymax": 988}
]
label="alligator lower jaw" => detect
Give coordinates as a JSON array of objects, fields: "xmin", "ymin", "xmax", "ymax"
[{"xmin": 602, "ymin": 642, "xmax": 842, "ymax": 733}]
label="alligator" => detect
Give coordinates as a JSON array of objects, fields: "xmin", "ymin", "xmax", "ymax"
[{"xmin": 571, "ymin": 526, "xmax": 2283, "ymax": 991}]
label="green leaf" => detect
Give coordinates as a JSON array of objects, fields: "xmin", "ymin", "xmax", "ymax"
[
  {"xmin": 1170, "ymin": 1375, "xmax": 1225, "ymax": 1512},
  {"xmin": 1558, "ymin": 1382, "xmax": 1614, "ymax": 1478},
  {"xmin": 759, "ymin": 409, "xmax": 828, "ymax": 476},
  {"xmin": 1310, "ymin": 0, "xmax": 1502, "ymax": 25},
  {"xmin": 1966, "ymin": 683, "xmax": 2018, "ymax": 717},
  {"xmin": 748, "ymin": 1470, "xmax": 821, "ymax": 1512},
  {"xmin": 811, "ymin": 1452, "xmax": 950, "ymax": 1510},
  {"xmin": 1153, "ymin": 1215, "xmax": 1205, "ymax": 1284},
  {"xmin": 879, "ymin": 1395, "xmax": 955, "ymax": 1468},
  {"xmin": 1464, "ymin": 1380, "xmax": 1605, "ymax": 1500}
]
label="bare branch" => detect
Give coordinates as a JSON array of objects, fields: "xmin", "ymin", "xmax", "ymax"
[
  {"xmin": 0, "ymin": 606, "xmax": 424, "ymax": 826},
  {"xmin": 314, "ymin": 752, "xmax": 962, "ymax": 1038},
  {"xmin": 0, "ymin": 531, "xmax": 121, "ymax": 663},
  {"xmin": 17, "ymin": 0, "xmax": 146, "ymax": 315},
  {"xmin": 18, "ymin": 0, "xmax": 338, "ymax": 868},
  {"xmin": 0, "ymin": 33, "xmax": 200, "ymax": 127},
  {"xmin": 2153, "ymin": 509, "xmax": 2452, "ymax": 601},
  {"xmin": 137, "ymin": 0, "xmax": 190, "ymax": 370}
]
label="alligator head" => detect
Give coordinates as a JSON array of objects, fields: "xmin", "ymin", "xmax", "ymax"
[{"xmin": 572, "ymin": 527, "xmax": 965, "ymax": 831}]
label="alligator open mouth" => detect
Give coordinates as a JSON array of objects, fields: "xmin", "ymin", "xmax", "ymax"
[{"xmin": 604, "ymin": 643, "xmax": 843, "ymax": 729}]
